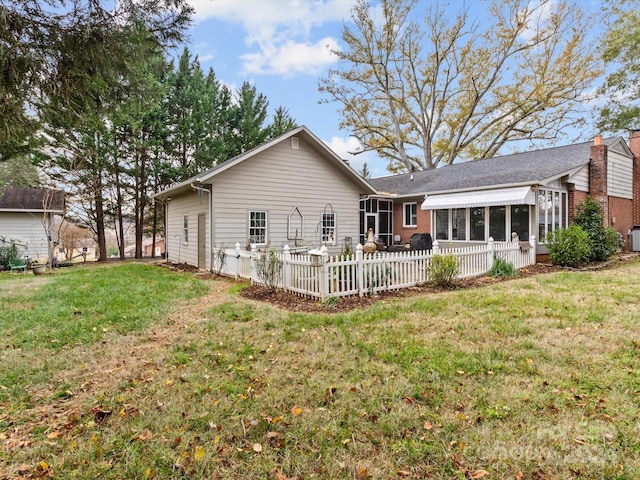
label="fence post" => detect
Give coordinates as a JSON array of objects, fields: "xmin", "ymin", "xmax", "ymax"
[
  {"xmin": 487, "ymin": 237, "xmax": 495, "ymax": 272},
  {"xmin": 319, "ymin": 245, "xmax": 329, "ymax": 301},
  {"xmin": 235, "ymin": 242, "xmax": 241, "ymax": 280},
  {"xmin": 356, "ymin": 243, "xmax": 364, "ymax": 297},
  {"xmin": 250, "ymin": 244, "xmax": 257, "ymax": 285},
  {"xmin": 529, "ymin": 235, "xmax": 536, "ymax": 266},
  {"xmin": 282, "ymin": 244, "xmax": 291, "ymax": 290},
  {"xmin": 432, "ymin": 240, "xmax": 440, "ymax": 255}
]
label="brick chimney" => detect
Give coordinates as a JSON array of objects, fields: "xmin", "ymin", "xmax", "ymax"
[
  {"xmin": 629, "ymin": 130, "xmax": 640, "ymax": 225},
  {"xmin": 590, "ymin": 135, "xmax": 609, "ymax": 227}
]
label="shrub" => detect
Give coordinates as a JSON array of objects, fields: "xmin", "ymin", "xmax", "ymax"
[
  {"xmin": 488, "ymin": 256, "xmax": 518, "ymax": 278},
  {"xmin": 428, "ymin": 254, "xmax": 460, "ymax": 287},
  {"xmin": 254, "ymin": 248, "xmax": 283, "ymax": 292},
  {"xmin": 546, "ymin": 225, "xmax": 591, "ymax": 267},
  {"xmin": 0, "ymin": 244, "xmax": 19, "ymax": 271},
  {"xmin": 572, "ymin": 197, "xmax": 618, "ymax": 262}
]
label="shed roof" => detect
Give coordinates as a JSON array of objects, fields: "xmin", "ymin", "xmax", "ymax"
[
  {"xmin": 369, "ymin": 137, "xmax": 626, "ymax": 197},
  {"xmin": 0, "ymin": 187, "xmax": 65, "ymax": 213}
]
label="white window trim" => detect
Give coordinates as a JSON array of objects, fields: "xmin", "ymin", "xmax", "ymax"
[
  {"xmin": 403, "ymin": 202, "xmax": 418, "ymax": 228},
  {"xmin": 321, "ymin": 212, "xmax": 337, "ymax": 245},
  {"xmin": 182, "ymin": 214, "xmax": 189, "ymax": 245},
  {"xmin": 248, "ymin": 210, "xmax": 268, "ymax": 246}
]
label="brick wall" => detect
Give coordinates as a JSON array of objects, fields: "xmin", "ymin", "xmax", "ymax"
[
  {"xmin": 589, "ymin": 140, "xmax": 609, "ymax": 227},
  {"xmin": 608, "ymin": 196, "xmax": 633, "ymax": 250},
  {"xmin": 568, "ymin": 189, "xmax": 588, "ymax": 221},
  {"xmin": 392, "ymin": 201, "xmax": 431, "ymax": 244},
  {"xmin": 628, "ymin": 131, "xmax": 640, "ymax": 225}
]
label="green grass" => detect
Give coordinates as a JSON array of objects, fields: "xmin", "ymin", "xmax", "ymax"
[{"xmin": 1, "ymin": 259, "xmax": 639, "ymax": 479}]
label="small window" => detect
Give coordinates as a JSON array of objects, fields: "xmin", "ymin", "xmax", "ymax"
[
  {"xmin": 403, "ymin": 202, "xmax": 417, "ymax": 227},
  {"xmin": 291, "ymin": 136, "xmax": 299, "ymax": 149},
  {"xmin": 183, "ymin": 214, "xmax": 189, "ymax": 244},
  {"xmin": 322, "ymin": 212, "xmax": 336, "ymax": 245},
  {"xmin": 249, "ymin": 211, "xmax": 268, "ymax": 245}
]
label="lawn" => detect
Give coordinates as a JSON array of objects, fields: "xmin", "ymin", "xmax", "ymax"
[{"xmin": 0, "ymin": 260, "xmax": 638, "ymax": 479}]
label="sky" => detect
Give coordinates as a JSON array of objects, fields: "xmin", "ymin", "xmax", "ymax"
[
  {"xmin": 179, "ymin": 0, "xmax": 385, "ymax": 176},
  {"xmin": 178, "ymin": 0, "xmax": 605, "ymax": 179}
]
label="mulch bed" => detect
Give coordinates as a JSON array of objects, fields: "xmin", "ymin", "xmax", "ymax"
[{"xmin": 160, "ymin": 253, "xmax": 639, "ymax": 313}]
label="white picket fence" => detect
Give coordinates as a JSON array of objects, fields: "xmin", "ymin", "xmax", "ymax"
[{"xmin": 214, "ymin": 236, "xmax": 536, "ymax": 300}]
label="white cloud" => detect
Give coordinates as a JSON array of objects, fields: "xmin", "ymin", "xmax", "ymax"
[
  {"xmin": 241, "ymin": 37, "xmax": 340, "ymax": 77},
  {"xmin": 326, "ymin": 135, "xmax": 367, "ymax": 167},
  {"xmin": 187, "ymin": 0, "xmax": 355, "ymax": 76}
]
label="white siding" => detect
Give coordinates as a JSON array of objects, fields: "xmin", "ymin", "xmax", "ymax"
[
  {"xmin": 570, "ymin": 165, "xmax": 589, "ymax": 192},
  {"xmin": 165, "ymin": 192, "xmax": 210, "ymax": 268},
  {"xmin": 0, "ymin": 212, "xmax": 51, "ymax": 260},
  {"xmin": 211, "ymin": 137, "xmax": 363, "ymax": 255},
  {"xmin": 608, "ymin": 151, "xmax": 633, "ymax": 199}
]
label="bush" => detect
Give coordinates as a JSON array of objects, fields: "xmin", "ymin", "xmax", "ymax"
[
  {"xmin": 572, "ymin": 197, "xmax": 618, "ymax": 262},
  {"xmin": 428, "ymin": 254, "xmax": 460, "ymax": 287},
  {"xmin": 254, "ymin": 248, "xmax": 283, "ymax": 292},
  {"xmin": 546, "ymin": 225, "xmax": 591, "ymax": 267},
  {"xmin": 488, "ymin": 256, "xmax": 518, "ymax": 278},
  {"xmin": 0, "ymin": 244, "xmax": 19, "ymax": 271}
]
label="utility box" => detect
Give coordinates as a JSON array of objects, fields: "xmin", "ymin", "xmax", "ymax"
[{"xmin": 632, "ymin": 226, "xmax": 640, "ymax": 252}]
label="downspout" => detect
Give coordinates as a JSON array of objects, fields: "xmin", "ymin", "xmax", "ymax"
[{"xmin": 191, "ymin": 183, "xmax": 213, "ymax": 271}]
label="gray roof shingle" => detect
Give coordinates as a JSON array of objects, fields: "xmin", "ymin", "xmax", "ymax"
[
  {"xmin": 369, "ymin": 137, "xmax": 622, "ymax": 196},
  {"xmin": 0, "ymin": 187, "xmax": 65, "ymax": 212}
]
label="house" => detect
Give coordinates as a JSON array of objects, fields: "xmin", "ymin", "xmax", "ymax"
[
  {"xmin": 369, "ymin": 133, "xmax": 640, "ymax": 253},
  {"xmin": 0, "ymin": 187, "xmax": 65, "ymax": 260},
  {"xmin": 123, "ymin": 237, "xmax": 165, "ymax": 257},
  {"xmin": 155, "ymin": 126, "xmax": 376, "ymax": 269}
]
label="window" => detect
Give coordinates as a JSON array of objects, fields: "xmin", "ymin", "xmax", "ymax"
[
  {"xmin": 249, "ymin": 211, "xmax": 267, "ymax": 245},
  {"xmin": 403, "ymin": 202, "xmax": 417, "ymax": 227},
  {"xmin": 489, "ymin": 206, "xmax": 506, "ymax": 241},
  {"xmin": 182, "ymin": 214, "xmax": 189, "ymax": 244},
  {"xmin": 322, "ymin": 212, "xmax": 336, "ymax": 244},
  {"xmin": 538, "ymin": 188, "xmax": 567, "ymax": 241},
  {"xmin": 452, "ymin": 208, "xmax": 466, "ymax": 240},
  {"xmin": 435, "ymin": 210, "xmax": 449, "ymax": 240},
  {"xmin": 511, "ymin": 205, "xmax": 529, "ymax": 240},
  {"xmin": 470, "ymin": 207, "xmax": 485, "ymax": 241}
]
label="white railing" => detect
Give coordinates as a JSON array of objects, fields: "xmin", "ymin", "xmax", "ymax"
[{"xmin": 213, "ymin": 236, "xmax": 536, "ymax": 300}]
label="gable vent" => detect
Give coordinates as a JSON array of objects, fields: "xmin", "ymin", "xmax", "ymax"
[{"xmin": 291, "ymin": 136, "xmax": 299, "ymax": 149}]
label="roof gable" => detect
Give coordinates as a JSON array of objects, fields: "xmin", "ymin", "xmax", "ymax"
[
  {"xmin": 156, "ymin": 126, "xmax": 376, "ymax": 198},
  {"xmin": 370, "ymin": 137, "xmax": 626, "ymax": 196},
  {"xmin": 0, "ymin": 187, "xmax": 65, "ymax": 212}
]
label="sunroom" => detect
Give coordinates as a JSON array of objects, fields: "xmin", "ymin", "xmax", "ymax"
[{"xmin": 422, "ymin": 185, "xmax": 569, "ymax": 248}]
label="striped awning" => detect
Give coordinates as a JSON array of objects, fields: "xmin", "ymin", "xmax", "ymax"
[{"xmin": 421, "ymin": 186, "xmax": 535, "ymax": 210}]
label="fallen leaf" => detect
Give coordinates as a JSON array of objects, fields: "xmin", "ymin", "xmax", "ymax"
[
  {"xmin": 423, "ymin": 421, "xmax": 433, "ymax": 430},
  {"xmin": 194, "ymin": 445, "xmax": 205, "ymax": 461},
  {"xmin": 515, "ymin": 471, "xmax": 523, "ymax": 480},
  {"xmin": 291, "ymin": 406, "xmax": 303, "ymax": 417},
  {"xmin": 274, "ymin": 471, "xmax": 288, "ymax": 480},
  {"xmin": 253, "ymin": 443, "xmax": 263, "ymax": 453},
  {"xmin": 356, "ymin": 466, "xmax": 369, "ymax": 479},
  {"xmin": 266, "ymin": 431, "xmax": 279, "ymax": 439},
  {"xmin": 397, "ymin": 470, "xmax": 411, "ymax": 476},
  {"xmin": 470, "ymin": 469, "xmax": 490, "ymax": 479}
]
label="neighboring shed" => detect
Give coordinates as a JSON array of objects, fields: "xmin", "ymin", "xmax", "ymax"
[
  {"xmin": 0, "ymin": 187, "xmax": 65, "ymax": 259},
  {"xmin": 155, "ymin": 126, "xmax": 376, "ymax": 270}
]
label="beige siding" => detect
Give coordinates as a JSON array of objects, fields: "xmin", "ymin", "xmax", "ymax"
[
  {"xmin": 570, "ymin": 165, "xmax": 590, "ymax": 192},
  {"xmin": 0, "ymin": 213, "xmax": 50, "ymax": 260},
  {"xmin": 607, "ymin": 151, "xmax": 633, "ymax": 199},
  {"xmin": 211, "ymin": 136, "xmax": 363, "ymax": 255},
  {"xmin": 165, "ymin": 192, "xmax": 210, "ymax": 268}
]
